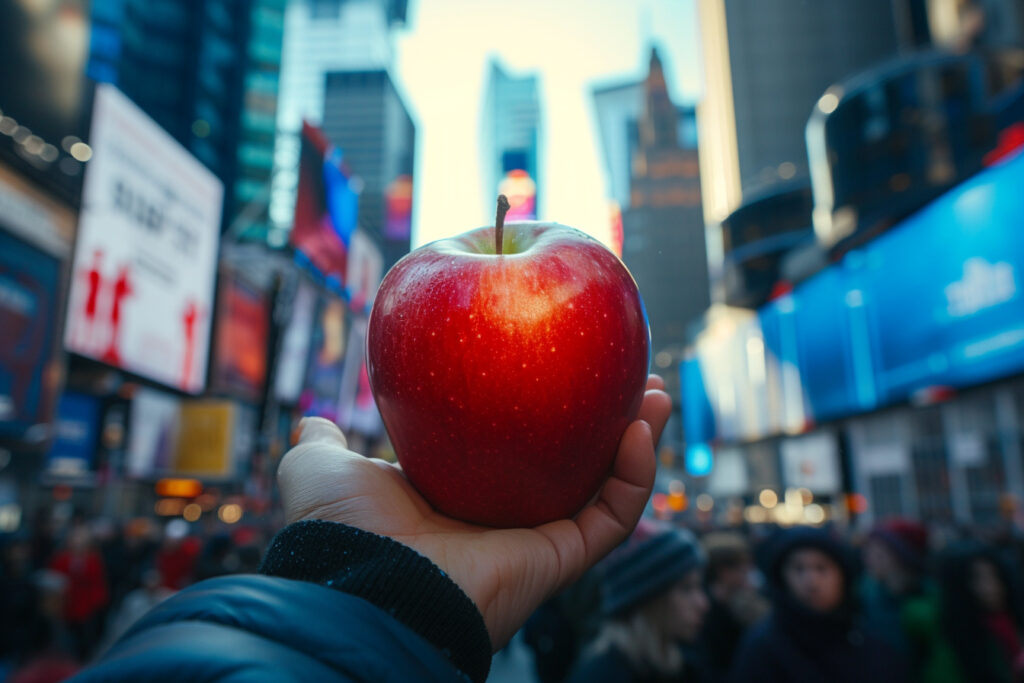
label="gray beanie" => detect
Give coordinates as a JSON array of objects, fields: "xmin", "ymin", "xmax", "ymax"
[{"xmin": 601, "ymin": 520, "xmax": 705, "ymax": 617}]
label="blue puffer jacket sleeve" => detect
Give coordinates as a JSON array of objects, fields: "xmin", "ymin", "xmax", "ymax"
[{"xmin": 71, "ymin": 521, "xmax": 493, "ymax": 683}]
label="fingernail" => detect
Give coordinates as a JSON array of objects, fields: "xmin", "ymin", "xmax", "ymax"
[{"xmin": 299, "ymin": 417, "xmax": 346, "ymax": 447}]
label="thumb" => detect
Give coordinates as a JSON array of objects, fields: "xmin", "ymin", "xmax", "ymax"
[{"xmin": 298, "ymin": 417, "xmax": 348, "ymax": 449}]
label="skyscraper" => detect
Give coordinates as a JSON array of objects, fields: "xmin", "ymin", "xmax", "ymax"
[
  {"xmin": 593, "ymin": 78, "xmax": 700, "ymax": 261},
  {"xmin": 232, "ymin": 0, "xmax": 287, "ymax": 241},
  {"xmin": 620, "ymin": 49, "xmax": 708, "ymax": 365},
  {"xmin": 86, "ymin": 0, "xmax": 285, "ymax": 236},
  {"xmin": 481, "ymin": 60, "xmax": 541, "ymax": 220},
  {"xmin": 696, "ymin": 0, "xmax": 901, "ymax": 226},
  {"xmin": 321, "ymin": 70, "xmax": 416, "ymax": 269},
  {"xmin": 270, "ymin": 0, "xmax": 408, "ymax": 234}
]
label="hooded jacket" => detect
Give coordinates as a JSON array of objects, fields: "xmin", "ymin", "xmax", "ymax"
[{"xmin": 728, "ymin": 527, "xmax": 907, "ymax": 683}]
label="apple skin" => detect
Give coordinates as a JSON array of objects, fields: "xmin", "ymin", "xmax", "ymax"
[{"xmin": 366, "ymin": 221, "xmax": 650, "ymax": 528}]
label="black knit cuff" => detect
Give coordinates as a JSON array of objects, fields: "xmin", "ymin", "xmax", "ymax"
[{"xmin": 259, "ymin": 520, "xmax": 491, "ymax": 683}]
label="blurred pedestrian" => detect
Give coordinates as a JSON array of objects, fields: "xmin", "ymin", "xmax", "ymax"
[
  {"xmin": 699, "ymin": 531, "xmax": 769, "ymax": 683},
  {"xmin": 155, "ymin": 519, "xmax": 200, "ymax": 590},
  {"xmin": 566, "ymin": 520, "xmax": 710, "ymax": 683},
  {"xmin": 860, "ymin": 518, "xmax": 940, "ymax": 678},
  {"xmin": 7, "ymin": 570, "xmax": 79, "ymax": 683},
  {"xmin": 931, "ymin": 542, "xmax": 1024, "ymax": 682},
  {"xmin": 729, "ymin": 526, "xmax": 906, "ymax": 683},
  {"xmin": 522, "ymin": 566, "xmax": 603, "ymax": 683},
  {"xmin": 99, "ymin": 568, "xmax": 174, "ymax": 653},
  {"xmin": 0, "ymin": 536, "xmax": 41, "ymax": 675},
  {"xmin": 47, "ymin": 525, "xmax": 109, "ymax": 661},
  {"xmin": 193, "ymin": 533, "xmax": 232, "ymax": 582}
]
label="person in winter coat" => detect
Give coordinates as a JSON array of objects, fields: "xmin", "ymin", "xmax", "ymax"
[
  {"xmin": 48, "ymin": 525, "xmax": 109, "ymax": 661},
  {"xmin": 565, "ymin": 520, "xmax": 710, "ymax": 683},
  {"xmin": 931, "ymin": 542, "xmax": 1024, "ymax": 683},
  {"xmin": 860, "ymin": 518, "xmax": 941, "ymax": 680},
  {"xmin": 728, "ymin": 526, "xmax": 907, "ymax": 683},
  {"xmin": 699, "ymin": 531, "xmax": 769, "ymax": 683},
  {"xmin": 69, "ymin": 375, "xmax": 672, "ymax": 683}
]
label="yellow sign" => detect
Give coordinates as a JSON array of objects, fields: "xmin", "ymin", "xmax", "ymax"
[{"xmin": 174, "ymin": 400, "xmax": 235, "ymax": 477}]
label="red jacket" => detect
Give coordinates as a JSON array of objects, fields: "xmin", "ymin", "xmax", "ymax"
[{"xmin": 49, "ymin": 550, "xmax": 109, "ymax": 623}]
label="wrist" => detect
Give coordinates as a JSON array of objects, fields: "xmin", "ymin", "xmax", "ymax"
[{"xmin": 260, "ymin": 520, "xmax": 492, "ymax": 683}]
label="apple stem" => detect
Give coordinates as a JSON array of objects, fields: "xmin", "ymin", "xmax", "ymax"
[{"xmin": 495, "ymin": 194, "xmax": 510, "ymax": 256}]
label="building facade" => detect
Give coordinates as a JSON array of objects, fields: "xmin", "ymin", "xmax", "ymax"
[
  {"xmin": 321, "ymin": 70, "xmax": 416, "ymax": 269},
  {"xmin": 480, "ymin": 59, "xmax": 542, "ymax": 220},
  {"xmin": 620, "ymin": 49, "xmax": 708, "ymax": 365},
  {"xmin": 270, "ymin": 0, "xmax": 407, "ymax": 232},
  {"xmin": 696, "ymin": 0, "xmax": 901, "ymax": 228}
]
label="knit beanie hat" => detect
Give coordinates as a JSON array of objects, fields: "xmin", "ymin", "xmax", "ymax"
[
  {"xmin": 869, "ymin": 518, "xmax": 929, "ymax": 573},
  {"xmin": 601, "ymin": 519, "xmax": 705, "ymax": 617}
]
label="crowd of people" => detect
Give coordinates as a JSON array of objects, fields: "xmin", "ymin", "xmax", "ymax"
[
  {"xmin": 0, "ymin": 513, "xmax": 273, "ymax": 683},
  {"xmin": 524, "ymin": 519, "xmax": 1024, "ymax": 683},
  {"xmin": 3, "ymin": 507, "xmax": 1024, "ymax": 683}
]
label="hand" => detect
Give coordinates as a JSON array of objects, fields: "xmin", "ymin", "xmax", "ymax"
[{"xmin": 277, "ymin": 375, "xmax": 672, "ymax": 650}]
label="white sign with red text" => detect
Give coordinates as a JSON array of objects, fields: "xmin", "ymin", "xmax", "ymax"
[{"xmin": 65, "ymin": 84, "xmax": 222, "ymax": 393}]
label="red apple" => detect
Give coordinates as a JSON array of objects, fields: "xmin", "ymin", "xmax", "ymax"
[{"xmin": 366, "ymin": 214, "xmax": 650, "ymax": 528}]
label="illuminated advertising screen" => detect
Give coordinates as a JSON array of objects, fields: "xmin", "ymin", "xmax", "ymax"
[
  {"xmin": 0, "ymin": 229, "xmax": 62, "ymax": 441},
  {"xmin": 46, "ymin": 392, "xmax": 101, "ymax": 478},
  {"xmin": 64, "ymin": 84, "xmax": 223, "ymax": 393},
  {"xmin": 385, "ymin": 174, "xmax": 413, "ymax": 241},
  {"xmin": 338, "ymin": 317, "xmax": 380, "ymax": 436},
  {"xmin": 174, "ymin": 400, "xmax": 239, "ymax": 479},
  {"xmin": 273, "ymin": 280, "xmax": 317, "ymax": 403},
  {"xmin": 212, "ymin": 270, "xmax": 270, "ymax": 402},
  {"xmin": 858, "ymin": 149, "xmax": 1024, "ymax": 403},
  {"xmin": 127, "ymin": 387, "xmax": 180, "ymax": 478},
  {"xmin": 498, "ymin": 169, "xmax": 537, "ymax": 220},
  {"xmin": 299, "ymin": 296, "xmax": 348, "ymax": 422},
  {"xmin": 684, "ymin": 149, "xmax": 1024, "ymax": 444},
  {"xmin": 290, "ymin": 121, "xmax": 357, "ymax": 288}
]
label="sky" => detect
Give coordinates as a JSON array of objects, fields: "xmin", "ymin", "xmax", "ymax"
[{"xmin": 394, "ymin": 0, "xmax": 703, "ymax": 249}]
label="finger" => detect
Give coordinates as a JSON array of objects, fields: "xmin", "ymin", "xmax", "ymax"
[
  {"xmin": 298, "ymin": 416, "xmax": 348, "ymax": 449},
  {"xmin": 565, "ymin": 419, "xmax": 658, "ymax": 573},
  {"xmin": 637, "ymin": 389, "xmax": 671, "ymax": 447},
  {"xmin": 645, "ymin": 374, "xmax": 665, "ymax": 392},
  {"xmin": 278, "ymin": 419, "xmax": 354, "ymax": 523}
]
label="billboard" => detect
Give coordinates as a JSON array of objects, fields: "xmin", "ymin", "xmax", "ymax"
[
  {"xmin": 299, "ymin": 296, "xmax": 348, "ymax": 421},
  {"xmin": 780, "ymin": 431, "xmax": 842, "ymax": 494},
  {"xmin": 46, "ymin": 392, "xmax": 101, "ymax": 478},
  {"xmin": 212, "ymin": 270, "xmax": 270, "ymax": 402},
  {"xmin": 290, "ymin": 121, "xmax": 357, "ymax": 288},
  {"xmin": 174, "ymin": 400, "xmax": 237, "ymax": 479},
  {"xmin": 0, "ymin": 229, "xmax": 62, "ymax": 442},
  {"xmin": 338, "ymin": 316, "xmax": 380, "ymax": 436},
  {"xmin": 127, "ymin": 387, "xmax": 181, "ymax": 478},
  {"xmin": 385, "ymin": 174, "xmax": 413, "ymax": 241},
  {"xmin": 273, "ymin": 280, "xmax": 317, "ymax": 403},
  {"xmin": 685, "ymin": 148, "xmax": 1024, "ymax": 446},
  {"xmin": 498, "ymin": 169, "xmax": 537, "ymax": 220},
  {"xmin": 64, "ymin": 84, "xmax": 223, "ymax": 393}
]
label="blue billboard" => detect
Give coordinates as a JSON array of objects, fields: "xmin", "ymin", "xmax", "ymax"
[
  {"xmin": 857, "ymin": 150, "xmax": 1024, "ymax": 404},
  {"xmin": 685, "ymin": 148, "xmax": 1024, "ymax": 444},
  {"xmin": 46, "ymin": 392, "xmax": 101, "ymax": 476},
  {"xmin": 0, "ymin": 230, "xmax": 62, "ymax": 442}
]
